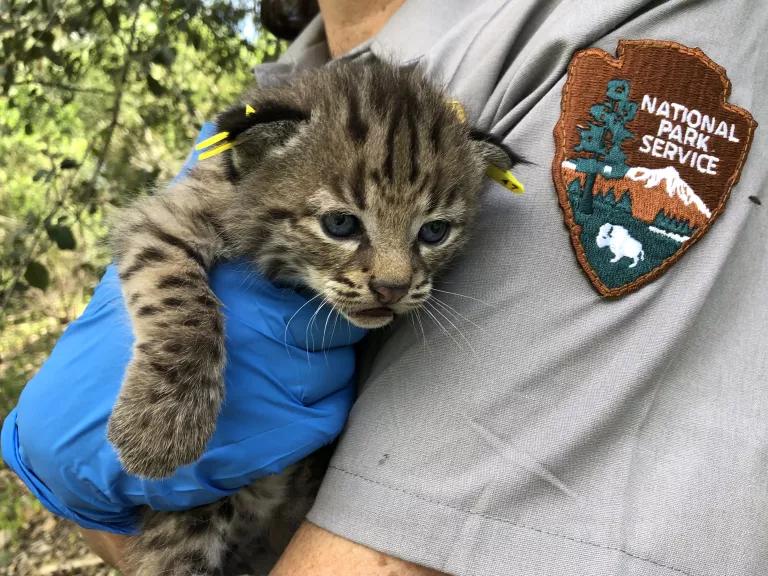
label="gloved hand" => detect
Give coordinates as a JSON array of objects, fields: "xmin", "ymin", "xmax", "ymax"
[{"xmin": 1, "ymin": 123, "xmax": 367, "ymax": 535}]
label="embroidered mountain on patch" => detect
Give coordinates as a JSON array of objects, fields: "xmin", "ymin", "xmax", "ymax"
[{"xmin": 553, "ymin": 40, "xmax": 756, "ymax": 296}]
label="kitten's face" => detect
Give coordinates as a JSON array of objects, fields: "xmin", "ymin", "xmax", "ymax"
[
  {"xmin": 288, "ymin": 173, "xmax": 477, "ymax": 329},
  {"xmin": 221, "ymin": 61, "xmax": 508, "ymax": 329}
]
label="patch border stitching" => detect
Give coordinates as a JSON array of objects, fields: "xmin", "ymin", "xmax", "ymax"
[{"xmin": 552, "ymin": 39, "xmax": 758, "ymax": 297}]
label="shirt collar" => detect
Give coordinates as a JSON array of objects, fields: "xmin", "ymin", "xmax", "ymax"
[
  {"xmin": 368, "ymin": 0, "xmax": 472, "ymax": 64},
  {"xmin": 254, "ymin": 0, "xmax": 476, "ymax": 83},
  {"xmin": 253, "ymin": 15, "xmax": 330, "ymax": 86}
]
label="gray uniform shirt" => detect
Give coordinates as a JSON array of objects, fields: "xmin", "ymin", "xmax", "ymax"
[{"xmin": 258, "ymin": 1, "xmax": 767, "ymax": 574}]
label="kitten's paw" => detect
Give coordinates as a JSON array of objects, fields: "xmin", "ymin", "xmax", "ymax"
[
  {"xmin": 108, "ymin": 398, "xmax": 213, "ymax": 478},
  {"xmin": 107, "ymin": 350, "xmax": 224, "ymax": 478}
]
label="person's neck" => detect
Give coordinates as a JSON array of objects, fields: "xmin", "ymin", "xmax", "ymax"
[{"xmin": 317, "ymin": 0, "xmax": 406, "ymax": 57}]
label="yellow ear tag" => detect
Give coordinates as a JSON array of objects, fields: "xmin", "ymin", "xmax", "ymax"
[
  {"xmin": 486, "ymin": 164, "xmax": 525, "ymax": 194},
  {"xmin": 198, "ymin": 141, "xmax": 234, "ymax": 160},
  {"xmin": 195, "ymin": 105, "xmax": 258, "ymax": 161},
  {"xmin": 195, "ymin": 131, "xmax": 230, "ymax": 152},
  {"xmin": 447, "ymin": 99, "xmax": 467, "ymax": 124}
]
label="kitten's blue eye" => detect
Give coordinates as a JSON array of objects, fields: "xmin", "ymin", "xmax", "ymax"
[
  {"xmin": 418, "ymin": 220, "xmax": 450, "ymax": 245},
  {"xmin": 321, "ymin": 213, "xmax": 360, "ymax": 238}
]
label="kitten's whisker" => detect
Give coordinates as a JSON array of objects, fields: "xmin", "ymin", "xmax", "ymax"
[
  {"xmin": 305, "ymin": 301, "xmax": 321, "ymax": 365},
  {"xmin": 329, "ymin": 305, "xmax": 341, "ymax": 349},
  {"xmin": 425, "ymin": 300, "xmax": 475, "ymax": 355},
  {"xmin": 430, "ymin": 296, "xmax": 484, "ymax": 332},
  {"xmin": 236, "ymin": 266, "xmax": 257, "ymax": 290},
  {"xmin": 321, "ymin": 302, "xmax": 335, "ymax": 366},
  {"xmin": 305, "ymin": 297, "xmax": 328, "ymax": 365},
  {"xmin": 421, "ymin": 304, "xmax": 462, "ymax": 350},
  {"xmin": 284, "ymin": 293, "xmax": 322, "ymax": 358},
  {"xmin": 315, "ymin": 299, "xmax": 331, "ymax": 344},
  {"xmin": 408, "ymin": 310, "xmax": 428, "ymax": 352},
  {"xmin": 431, "ymin": 296, "xmax": 510, "ymax": 352},
  {"xmin": 414, "ymin": 309, "xmax": 428, "ymax": 352},
  {"xmin": 431, "ymin": 288, "xmax": 495, "ymax": 307}
]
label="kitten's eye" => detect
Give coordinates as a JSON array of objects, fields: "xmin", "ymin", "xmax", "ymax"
[
  {"xmin": 418, "ymin": 220, "xmax": 450, "ymax": 245},
  {"xmin": 321, "ymin": 213, "xmax": 361, "ymax": 239}
]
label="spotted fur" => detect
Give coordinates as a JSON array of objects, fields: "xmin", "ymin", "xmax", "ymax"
[
  {"xmin": 128, "ymin": 451, "xmax": 330, "ymax": 575},
  {"xmin": 109, "ymin": 59, "xmax": 515, "ymax": 574}
]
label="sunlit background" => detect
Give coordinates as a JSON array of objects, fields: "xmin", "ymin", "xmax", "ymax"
[{"xmin": 0, "ymin": 2, "xmax": 292, "ymax": 572}]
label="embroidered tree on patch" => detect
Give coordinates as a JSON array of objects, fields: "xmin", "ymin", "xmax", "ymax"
[{"xmin": 573, "ymin": 79, "xmax": 638, "ymax": 214}]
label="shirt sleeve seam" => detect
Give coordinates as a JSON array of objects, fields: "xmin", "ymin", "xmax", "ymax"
[{"xmin": 326, "ymin": 464, "xmax": 695, "ymax": 576}]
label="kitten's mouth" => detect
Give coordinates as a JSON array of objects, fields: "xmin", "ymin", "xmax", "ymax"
[
  {"xmin": 352, "ymin": 307, "xmax": 394, "ymax": 318},
  {"xmin": 346, "ymin": 306, "xmax": 395, "ymax": 328}
]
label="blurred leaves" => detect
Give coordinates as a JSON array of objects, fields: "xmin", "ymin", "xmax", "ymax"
[
  {"xmin": 1, "ymin": 1, "xmax": 283, "ymax": 300},
  {"xmin": 0, "ymin": 1, "xmax": 285, "ymax": 416},
  {"xmin": 58, "ymin": 158, "xmax": 78, "ymax": 170},
  {"xmin": 45, "ymin": 222, "xmax": 76, "ymax": 250},
  {"xmin": 23, "ymin": 261, "xmax": 49, "ymax": 290}
]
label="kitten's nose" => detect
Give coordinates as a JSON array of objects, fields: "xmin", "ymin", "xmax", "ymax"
[{"xmin": 369, "ymin": 279, "xmax": 410, "ymax": 305}]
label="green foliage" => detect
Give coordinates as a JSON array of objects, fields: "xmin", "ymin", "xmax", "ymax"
[
  {"xmin": 577, "ymin": 79, "xmax": 637, "ymax": 178},
  {"xmin": 0, "ymin": 467, "xmax": 43, "ymax": 554},
  {"xmin": 616, "ymin": 192, "xmax": 632, "ymax": 213},
  {"xmin": 0, "ymin": 1, "xmax": 285, "ymax": 418},
  {"xmin": 23, "ymin": 260, "xmax": 49, "ymax": 289},
  {"xmin": 572, "ymin": 78, "xmax": 638, "ymax": 214},
  {"xmin": 45, "ymin": 220, "xmax": 77, "ymax": 250},
  {"xmin": 591, "ymin": 188, "xmax": 633, "ymax": 214}
]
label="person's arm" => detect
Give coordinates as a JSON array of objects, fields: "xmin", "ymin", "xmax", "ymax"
[
  {"xmin": 272, "ymin": 521, "xmax": 447, "ymax": 576},
  {"xmin": 80, "ymin": 520, "xmax": 445, "ymax": 575},
  {"xmin": 80, "ymin": 529, "xmax": 133, "ymax": 573}
]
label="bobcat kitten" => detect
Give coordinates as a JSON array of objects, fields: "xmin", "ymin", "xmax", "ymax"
[{"xmin": 109, "ymin": 59, "xmax": 515, "ymax": 573}]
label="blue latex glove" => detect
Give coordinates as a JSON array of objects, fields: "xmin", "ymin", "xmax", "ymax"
[{"xmin": 1, "ymin": 123, "xmax": 367, "ymax": 535}]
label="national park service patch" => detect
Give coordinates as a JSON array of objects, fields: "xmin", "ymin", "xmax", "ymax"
[{"xmin": 553, "ymin": 40, "xmax": 757, "ymax": 296}]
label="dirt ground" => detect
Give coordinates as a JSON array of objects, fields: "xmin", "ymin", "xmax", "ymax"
[{"xmin": 1, "ymin": 468, "xmax": 117, "ymax": 576}]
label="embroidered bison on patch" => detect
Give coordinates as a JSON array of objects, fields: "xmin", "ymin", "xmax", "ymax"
[{"xmin": 596, "ymin": 223, "xmax": 645, "ymax": 268}]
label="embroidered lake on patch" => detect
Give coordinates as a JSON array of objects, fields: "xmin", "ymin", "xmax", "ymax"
[{"xmin": 553, "ymin": 40, "xmax": 757, "ymax": 296}]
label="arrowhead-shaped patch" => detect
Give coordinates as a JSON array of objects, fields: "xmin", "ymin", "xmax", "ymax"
[{"xmin": 553, "ymin": 40, "xmax": 757, "ymax": 296}]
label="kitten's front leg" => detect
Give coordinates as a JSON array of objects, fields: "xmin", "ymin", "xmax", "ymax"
[
  {"xmin": 130, "ymin": 473, "xmax": 295, "ymax": 575},
  {"xmin": 108, "ymin": 191, "xmax": 226, "ymax": 478}
]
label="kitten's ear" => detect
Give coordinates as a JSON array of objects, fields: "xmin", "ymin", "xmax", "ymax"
[
  {"xmin": 469, "ymin": 129, "xmax": 524, "ymax": 170},
  {"xmin": 216, "ymin": 101, "xmax": 310, "ymax": 180}
]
